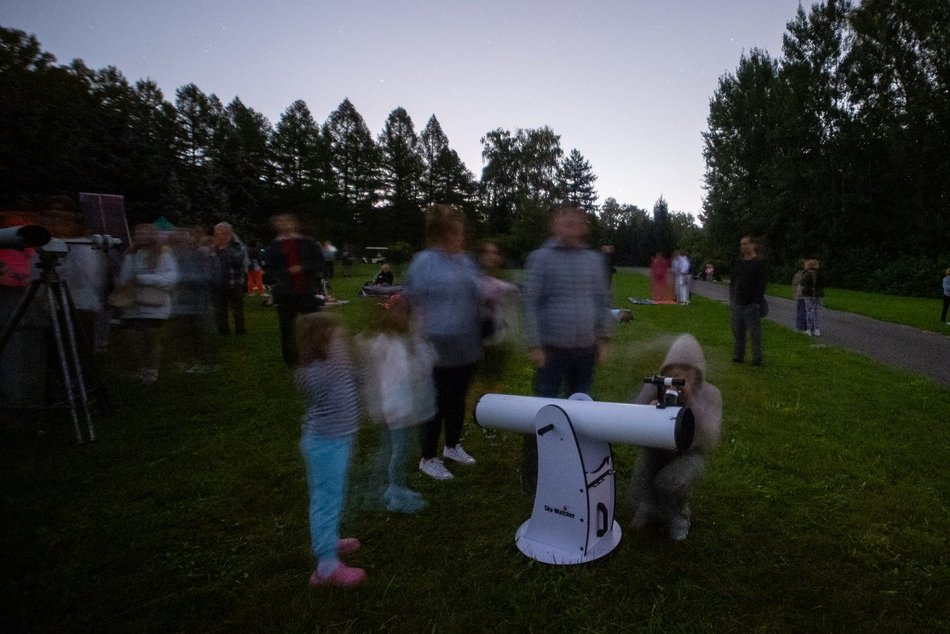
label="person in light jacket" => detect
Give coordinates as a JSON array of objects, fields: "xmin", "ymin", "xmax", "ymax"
[{"xmin": 116, "ymin": 223, "xmax": 178, "ymax": 384}]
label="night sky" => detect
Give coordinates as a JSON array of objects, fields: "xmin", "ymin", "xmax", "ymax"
[{"xmin": 1, "ymin": 0, "xmax": 804, "ymax": 214}]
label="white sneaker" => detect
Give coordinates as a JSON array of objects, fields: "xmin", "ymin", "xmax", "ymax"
[
  {"xmin": 443, "ymin": 444, "xmax": 476, "ymax": 465},
  {"xmin": 805, "ymin": 329, "xmax": 813, "ymax": 336},
  {"xmin": 419, "ymin": 458, "xmax": 453, "ymax": 480},
  {"xmin": 813, "ymin": 329, "xmax": 821, "ymax": 336}
]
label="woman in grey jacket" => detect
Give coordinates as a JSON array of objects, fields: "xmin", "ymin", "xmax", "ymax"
[{"xmin": 405, "ymin": 204, "xmax": 482, "ymax": 481}]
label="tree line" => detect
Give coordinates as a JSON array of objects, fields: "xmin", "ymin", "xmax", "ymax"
[
  {"xmin": 702, "ymin": 0, "xmax": 949, "ymax": 295},
  {"xmin": 0, "ymin": 26, "xmax": 699, "ymax": 267},
  {"xmin": 4, "ymin": 0, "xmax": 946, "ymax": 296}
]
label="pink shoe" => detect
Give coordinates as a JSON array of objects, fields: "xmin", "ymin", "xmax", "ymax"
[
  {"xmin": 309, "ymin": 563, "xmax": 367, "ymax": 588},
  {"xmin": 337, "ymin": 537, "xmax": 361, "ymax": 557}
]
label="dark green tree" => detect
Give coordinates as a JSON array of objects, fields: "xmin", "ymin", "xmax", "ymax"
[
  {"xmin": 559, "ymin": 148, "xmax": 598, "ymax": 211},
  {"xmin": 173, "ymin": 83, "xmax": 224, "ymax": 224},
  {"xmin": 129, "ymin": 79, "xmax": 180, "ymax": 214},
  {"xmin": 844, "ymin": 0, "xmax": 950, "ymax": 256},
  {"xmin": 270, "ymin": 99, "xmax": 323, "ymax": 198},
  {"xmin": 323, "ymin": 98, "xmax": 380, "ymax": 241},
  {"xmin": 597, "ymin": 197, "xmax": 653, "ymax": 265},
  {"xmin": 517, "ymin": 127, "xmax": 563, "ymax": 202},
  {"xmin": 419, "ymin": 115, "xmax": 476, "ymax": 212},
  {"xmin": 652, "ymin": 196, "xmax": 675, "ymax": 256},
  {"xmin": 479, "ymin": 127, "xmax": 518, "ymax": 234},
  {"xmin": 479, "ymin": 126, "xmax": 563, "ymax": 245},
  {"xmin": 210, "ymin": 97, "xmax": 272, "ymax": 228},
  {"xmin": 378, "ymin": 107, "xmax": 425, "ymax": 246},
  {"xmin": 701, "ymin": 49, "xmax": 782, "ymax": 248},
  {"xmin": 0, "ymin": 28, "xmax": 92, "ymax": 207},
  {"xmin": 773, "ymin": 0, "xmax": 852, "ymax": 262}
]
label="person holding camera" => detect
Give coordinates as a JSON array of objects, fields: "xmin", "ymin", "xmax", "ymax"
[{"xmin": 629, "ymin": 334, "xmax": 722, "ymax": 541}]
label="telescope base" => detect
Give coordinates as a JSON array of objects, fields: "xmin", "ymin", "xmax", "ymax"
[{"xmin": 516, "ymin": 519, "xmax": 622, "ymax": 565}]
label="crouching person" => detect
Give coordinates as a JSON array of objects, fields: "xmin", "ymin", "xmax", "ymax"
[{"xmin": 629, "ymin": 334, "xmax": 722, "ymax": 541}]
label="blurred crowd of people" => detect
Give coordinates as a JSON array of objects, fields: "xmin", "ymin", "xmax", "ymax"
[{"xmin": 1, "ymin": 200, "xmax": 725, "ymax": 591}]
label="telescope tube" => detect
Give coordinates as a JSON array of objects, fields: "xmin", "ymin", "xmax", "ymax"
[{"xmin": 474, "ymin": 393, "xmax": 694, "ymax": 452}]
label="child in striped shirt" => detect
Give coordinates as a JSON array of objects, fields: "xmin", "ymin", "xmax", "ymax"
[{"xmin": 294, "ymin": 312, "xmax": 365, "ymax": 588}]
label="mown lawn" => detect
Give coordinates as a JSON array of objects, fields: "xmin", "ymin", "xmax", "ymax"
[{"xmin": 2, "ymin": 265, "xmax": 947, "ymax": 632}]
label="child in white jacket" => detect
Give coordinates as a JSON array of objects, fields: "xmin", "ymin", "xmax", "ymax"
[{"xmin": 361, "ymin": 294, "xmax": 437, "ymax": 513}]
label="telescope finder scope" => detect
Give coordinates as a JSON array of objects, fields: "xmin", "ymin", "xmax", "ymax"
[{"xmin": 643, "ymin": 374, "xmax": 686, "ymax": 387}]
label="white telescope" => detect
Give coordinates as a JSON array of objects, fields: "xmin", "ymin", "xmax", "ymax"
[{"xmin": 474, "ymin": 392, "xmax": 695, "ymax": 565}]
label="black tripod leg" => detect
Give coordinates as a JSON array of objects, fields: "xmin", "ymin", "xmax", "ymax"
[
  {"xmin": 0, "ymin": 280, "xmax": 43, "ymax": 354},
  {"xmin": 55, "ymin": 280, "xmax": 95, "ymax": 441},
  {"xmin": 47, "ymin": 286, "xmax": 84, "ymax": 443},
  {"xmin": 62, "ymin": 283, "xmax": 112, "ymax": 418}
]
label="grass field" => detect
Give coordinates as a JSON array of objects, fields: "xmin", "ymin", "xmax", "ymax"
[{"xmin": 2, "ymin": 265, "xmax": 948, "ymax": 632}]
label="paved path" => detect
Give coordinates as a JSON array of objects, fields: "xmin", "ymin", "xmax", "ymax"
[{"xmin": 683, "ymin": 277, "xmax": 950, "ymax": 389}]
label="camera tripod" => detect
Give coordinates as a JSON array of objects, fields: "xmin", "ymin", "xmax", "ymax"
[{"xmin": 0, "ymin": 249, "xmax": 109, "ymax": 442}]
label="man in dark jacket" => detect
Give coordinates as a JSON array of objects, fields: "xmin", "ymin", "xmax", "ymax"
[
  {"xmin": 264, "ymin": 214, "xmax": 324, "ymax": 366},
  {"xmin": 211, "ymin": 222, "xmax": 248, "ymax": 335},
  {"xmin": 729, "ymin": 235, "xmax": 768, "ymax": 365}
]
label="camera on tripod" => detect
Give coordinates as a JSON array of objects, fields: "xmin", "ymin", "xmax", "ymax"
[
  {"xmin": 0, "ymin": 225, "xmax": 122, "ymax": 258},
  {"xmin": 0, "ymin": 224, "xmax": 51, "ymax": 250},
  {"xmin": 0, "ymin": 224, "xmax": 119, "ymax": 443}
]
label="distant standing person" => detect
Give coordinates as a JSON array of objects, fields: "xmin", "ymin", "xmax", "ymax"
[
  {"xmin": 801, "ymin": 258, "xmax": 824, "ymax": 336},
  {"xmin": 322, "ymin": 241, "xmax": 338, "ymax": 279},
  {"xmin": 650, "ymin": 251, "xmax": 674, "ymax": 303},
  {"xmin": 246, "ymin": 241, "xmax": 266, "ymax": 296},
  {"xmin": 211, "ymin": 222, "xmax": 247, "ymax": 335},
  {"xmin": 340, "ymin": 245, "xmax": 354, "ymax": 278},
  {"xmin": 791, "ymin": 260, "xmax": 807, "ymax": 333},
  {"xmin": 942, "ymin": 266, "xmax": 950, "ymax": 326},
  {"xmin": 600, "ymin": 244, "xmax": 616, "ymax": 288},
  {"xmin": 729, "ymin": 235, "xmax": 768, "ymax": 366},
  {"xmin": 521, "ymin": 202, "xmax": 613, "ymax": 493},
  {"xmin": 476, "ymin": 240, "xmax": 520, "ymax": 408},
  {"xmin": 265, "ymin": 214, "xmax": 325, "ymax": 366},
  {"xmin": 168, "ymin": 227, "xmax": 214, "ymax": 373},
  {"xmin": 405, "ymin": 204, "xmax": 482, "ymax": 481},
  {"xmin": 672, "ymin": 248, "xmax": 691, "ymax": 304}
]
